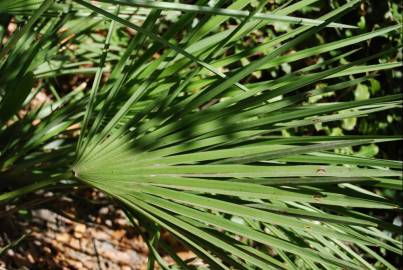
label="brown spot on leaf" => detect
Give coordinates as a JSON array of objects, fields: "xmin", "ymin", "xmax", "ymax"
[
  {"xmin": 316, "ymin": 166, "xmax": 326, "ymax": 176},
  {"xmin": 313, "ymin": 195, "xmax": 323, "ymax": 202}
]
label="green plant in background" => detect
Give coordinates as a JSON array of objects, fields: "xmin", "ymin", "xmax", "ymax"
[{"xmin": 1, "ymin": 0, "xmax": 402, "ymax": 269}]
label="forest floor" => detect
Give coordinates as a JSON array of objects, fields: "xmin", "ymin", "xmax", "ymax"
[{"xmin": 0, "ymin": 189, "xmax": 196, "ymax": 269}]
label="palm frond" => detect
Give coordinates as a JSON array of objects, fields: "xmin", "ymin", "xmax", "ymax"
[
  {"xmin": 70, "ymin": 0, "xmax": 403, "ymax": 269},
  {"xmin": 1, "ymin": 0, "xmax": 401, "ymax": 268}
]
